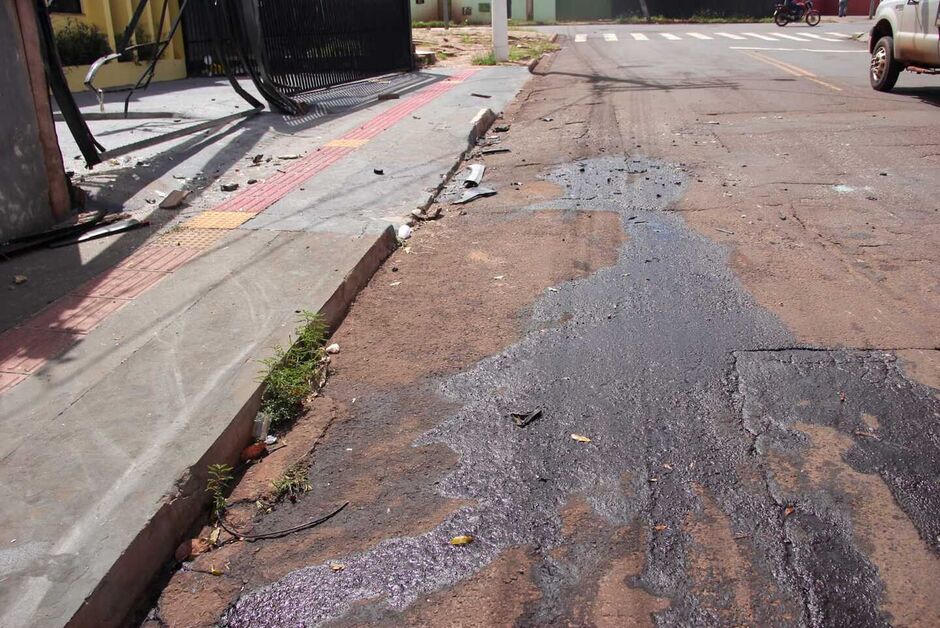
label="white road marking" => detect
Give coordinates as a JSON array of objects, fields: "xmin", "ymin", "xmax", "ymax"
[
  {"xmin": 825, "ymin": 32, "xmax": 852, "ymax": 38},
  {"xmin": 715, "ymin": 32, "xmax": 747, "ymax": 40},
  {"xmin": 743, "ymin": 32, "xmax": 781, "ymax": 41},
  {"xmin": 631, "ymin": 33, "xmax": 649, "ymax": 41},
  {"xmin": 660, "ymin": 33, "xmax": 682, "ymax": 40},
  {"xmin": 574, "ymin": 33, "xmax": 587, "ymax": 43},
  {"xmin": 729, "ymin": 46, "xmax": 867, "ymax": 53},
  {"xmin": 603, "ymin": 33, "xmax": 618, "ymax": 41},
  {"xmin": 774, "ymin": 32, "xmax": 812, "ymax": 41},
  {"xmin": 802, "ymin": 32, "xmax": 841, "ymax": 42},
  {"xmin": 686, "ymin": 32, "xmax": 713, "ymax": 40}
]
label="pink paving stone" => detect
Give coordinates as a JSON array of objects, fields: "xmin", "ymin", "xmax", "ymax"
[
  {"xmin": 118, "ymin": 246, "xmax": 201, "ymax": 272},
  {"xmin": 196, "ymin": 71, "xmax": 477, "ymax": 217},
  {"xmin": 24, "ymin": 295, "xmax": 128, "ymax": 334},
  {"xmin": 0, "ymin": 327, "xmax": 81, "ymax": 374},
  {"xmin": 0, "ymin": 372, "xmax": 28, "ymax": 394},
  {"xmin": 72, "ymin": 268, "xmax": 167, "ymax": 300}
]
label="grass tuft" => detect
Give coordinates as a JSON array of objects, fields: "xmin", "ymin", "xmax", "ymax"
[
  {"xmin": 259, "ymin": 311, "xmax": 329, "ymax": 427},
  {"xmin": 272, "ymin": 464, "xmax": 312, "ymax": 501},
  {"xmin": 472, "ymin": 52, "xmax": 498, "ymax": 65}
]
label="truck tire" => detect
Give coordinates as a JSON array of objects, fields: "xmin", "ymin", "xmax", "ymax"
[{"xmin": 870, "ymin": 35, "xmax": 902, "ymax": 91}]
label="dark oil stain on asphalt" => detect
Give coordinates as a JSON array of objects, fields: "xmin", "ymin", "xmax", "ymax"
[{"xmin": 223, "ymin": 157, "xmax": 940, "ymax": 627}]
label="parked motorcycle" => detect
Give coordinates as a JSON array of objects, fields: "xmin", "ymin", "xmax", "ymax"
[{"xmin": 773, "ymin": 0, "xmax": 821, "ymax": 26}]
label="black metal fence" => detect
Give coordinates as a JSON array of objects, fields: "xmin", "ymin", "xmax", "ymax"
[{"xmin": 183, "ymin": 0, "xmax": 413, "ymax": 94}]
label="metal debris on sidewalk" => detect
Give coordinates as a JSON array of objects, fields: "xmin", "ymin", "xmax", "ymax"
[
  {"xmin": 464, "ymin": 164, "xmax": 486, "ymax": 188},
  {"xmin": 471, "ymin": 93, "xmax": 492, "ymax": 99},
  {"xmin": 510, "ymin": 409, "xmax": 542, "ymax": 428},
  {"xmin": 50, "ymin": 218, "xmax": 148, "ymax": 248},
  {"xmin": 374, "ymin": 168, "xmax": 385, "ymax": 175},
  {"xmin": 454, "ymin": 186, "xmax": 496, "ymax": 204},
  {"xmin": 220, "ymin": 182, "xmax": 239, "ymax": 192}
]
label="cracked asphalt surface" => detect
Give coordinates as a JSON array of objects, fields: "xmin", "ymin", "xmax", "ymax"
[{"xmin": 152, "ymin": 22, "xmax": 939, "ymax": 628}]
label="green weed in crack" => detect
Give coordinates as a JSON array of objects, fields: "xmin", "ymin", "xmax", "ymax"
[
  {"xmin": 206, "ymin": 463, "xmax": 234, "ymax": 521},
  {"xmin": 259, "ymin": 311, "xmax": 329, "ymax": 427}
]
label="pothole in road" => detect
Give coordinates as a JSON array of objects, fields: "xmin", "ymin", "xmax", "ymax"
[{"xmin": 222, "ymin": 157, "xmax": 939, "ymax": 627}]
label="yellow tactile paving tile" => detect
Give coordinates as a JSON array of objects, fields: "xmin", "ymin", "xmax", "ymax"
[
  {"xmin": 154, "ymin": 227, "xmax": 228, "ymax": 249},
  {"xmin": 182, "ymin": 211, "xmax": 253, "ymax": 230},
  {"xmin": 325, "ymin": 138, "xmax": 369, "ymax": 148}
]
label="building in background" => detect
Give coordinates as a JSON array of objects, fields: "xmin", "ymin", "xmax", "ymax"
[{"xmin": 47, "ymin": 0, "xmax": 186, "ymax": 92}]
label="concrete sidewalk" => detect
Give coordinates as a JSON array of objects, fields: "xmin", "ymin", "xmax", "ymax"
[{"xmin": 0, "ymin": 65, "xmax": 529, "ymax": 628}]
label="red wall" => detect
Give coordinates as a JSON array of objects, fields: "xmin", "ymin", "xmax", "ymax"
[{"xmin": 813, "ymin": 0, "xmax": 871, "ymax": 15}]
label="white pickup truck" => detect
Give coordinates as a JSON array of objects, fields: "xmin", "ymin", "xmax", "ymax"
[{"xmin": 869, "ymin": 0, "xmax": 940, "ymax": 90}]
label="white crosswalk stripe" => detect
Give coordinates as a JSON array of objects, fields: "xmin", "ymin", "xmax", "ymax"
[
  {"xmin": 571, "ymin": 30, "xmax": 854, "ymax": 44},
  {"xmin": 774, "ymin": 32, "xmax": 812, "ymax": 41},
  {"xmin": 802, "ymin": 32, "xmax": 841, "ymax": 42},
  {"xmin": 743, "ymin": 32, "xmax": 780, "ymax": 41}
]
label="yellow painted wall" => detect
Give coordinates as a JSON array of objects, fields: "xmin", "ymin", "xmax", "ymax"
[{"xmin": 50, "ymin": 0, "xmax": 186, "ymax": 91}]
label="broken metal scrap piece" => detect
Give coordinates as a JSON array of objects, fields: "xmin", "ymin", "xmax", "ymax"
[
  {"xmin": 463, "ymin": 164, "xmax": 486, "ymax": 188},
  {"xmin": 49, "ymin": 218, "xmax": 148, "ymax": 248},
  {"xmin": 510, "ymin": 409, "xmax": 542, "ymax": 428},
  {"xmin": 454, "ymin": 186, "xmax": 496, "ymax": 205}
]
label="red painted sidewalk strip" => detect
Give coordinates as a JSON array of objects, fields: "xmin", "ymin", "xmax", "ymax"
[
  {"xmin": 215, "ymin": 70, "xmax": 477, "ymax": 216},
  {"xmin": 0, "ymin": 69, "xmax": 478, "ymax": 395},
  {"xmin": 0, "ymin": 327, "xmax": 82, "ymax": 374}
]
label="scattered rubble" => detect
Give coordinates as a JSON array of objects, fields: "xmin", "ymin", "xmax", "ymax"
[{"xmin": 159, "ymin": 190, "xmax": 189, "ymax": 209}]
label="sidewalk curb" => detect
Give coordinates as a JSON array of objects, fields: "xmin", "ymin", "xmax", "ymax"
[
  {"xmin": 67, "ymin": 227, "xmax": 397, "ymax": 628},
  {"xmin": 71, "ymin": 96, "xmax": 505, "ymax": 627},
  {"xmin": 415, "ymin": 107, "xmax": 497, "ymax": 212}
]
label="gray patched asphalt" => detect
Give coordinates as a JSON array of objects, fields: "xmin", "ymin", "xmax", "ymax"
[{"xmin": 223, "ymin": 155, "xmax": 939, "ymax": 627}]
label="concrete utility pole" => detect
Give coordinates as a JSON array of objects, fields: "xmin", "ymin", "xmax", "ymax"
[{"xmin": 492, "ymin": 0, "xmax": 509, "ymax": 61}]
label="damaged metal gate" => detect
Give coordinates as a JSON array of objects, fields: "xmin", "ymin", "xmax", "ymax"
[
  {"xmin": 41, "ymin": 0, "xmax": 413, "ymax": 168},
  {"xmin": 184, "ymin": 0, "xmax": 414, "ymax": 94}
]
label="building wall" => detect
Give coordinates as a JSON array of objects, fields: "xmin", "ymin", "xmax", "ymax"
[
  {"xmin": 411, "ymin": 0, "xmax": 440, "ymax": 21},
  {"xmin": 1, "ymin": 0, "xmax": 69, "ymax": 241},
  {"xmin": 557, "ymin": 0, "xmax": 612, "ymax": 20},
  {"xmin": 533, "ymin": 0, "xmax": 556, "ymax": 22},
  {"xmin": 49, "ymin": 0, "xmax": 186, "ymax": 91}
]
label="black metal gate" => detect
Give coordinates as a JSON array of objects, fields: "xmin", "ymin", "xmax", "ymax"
[{"xmin": 183, "ymin": 0, "xmax": 414, "ymax": 94}]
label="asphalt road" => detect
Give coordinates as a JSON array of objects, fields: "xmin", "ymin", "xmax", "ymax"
[{"xmin": 153, "ymin": 21, "xmax": 940, "ymax": 628}]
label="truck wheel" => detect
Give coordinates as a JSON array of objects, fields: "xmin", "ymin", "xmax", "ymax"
[{"xmin": 870, "ymin": 35, "xmax": 901, "ymax": 91}]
